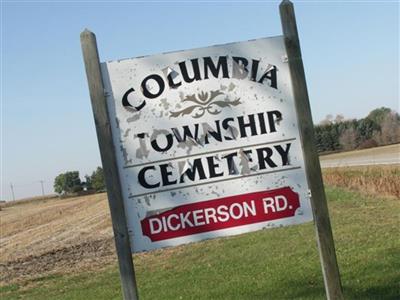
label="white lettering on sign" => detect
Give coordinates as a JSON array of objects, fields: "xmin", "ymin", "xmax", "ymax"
[
  {"xmin": 100, "ymin": 36, "xmax": 313, "ymax": 252},
  {"xmin": 263, "ymin": 195, "xmax": 288, "ymax": 213},
  {"xmin": 149, "ymin": 200, "xmax": 257, "ymax": 235}
]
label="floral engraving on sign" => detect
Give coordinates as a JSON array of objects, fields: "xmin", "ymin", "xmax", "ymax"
[{"xmin": 170, "ymin": 90, "xmax": 241, "ymax": 119}]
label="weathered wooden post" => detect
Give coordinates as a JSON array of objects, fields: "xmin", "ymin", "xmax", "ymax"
[
  {"xmin": 80, "ymin": 29, "xmax": 139, "ymax": 300},
  {"xmin": 80, "ymin": 2, "xmax": 343, "ymax": 299},
  {"xmin": 280, "ymin": 1, "xmax": 344, "ymax": 299}
]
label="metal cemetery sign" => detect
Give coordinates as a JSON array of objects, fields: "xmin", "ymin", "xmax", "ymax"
[
  {"xmin": 101, "ymin": 37, "xmax": 312, "ymax": 252},
  {"xmin": 81, "ymin": 2, "xmax": 343, "ymax": 299}
]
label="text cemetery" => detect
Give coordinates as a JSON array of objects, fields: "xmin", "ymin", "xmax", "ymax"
[{"xmin": 133, "ymin": 110, "xmax": 292, "ymax": 189}]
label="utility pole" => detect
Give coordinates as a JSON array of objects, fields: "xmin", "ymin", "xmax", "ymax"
[
  {"xmin": 10, "ymin": 183, "xmax": 15, "ymax": 201},
  {"xmin": 39, "ymin": 180, "xmax": 45, "ymax": 197}
]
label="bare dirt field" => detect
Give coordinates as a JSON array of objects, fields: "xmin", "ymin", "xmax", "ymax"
[{"xmin": 0, "ymin": 193, "xmax": 116, "ymax": 285}]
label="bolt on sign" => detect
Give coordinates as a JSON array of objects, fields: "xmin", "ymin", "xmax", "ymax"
[
  {"xmin": 101, "ymin": 37, "xmax": 312, "ymax": 252},
  {"xmin": 81, "ymin": 2, "xmax": 343, "ymax": 299}
]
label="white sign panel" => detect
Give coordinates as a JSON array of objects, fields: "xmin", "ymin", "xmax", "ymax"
[{"xmin": 101, "ymin": 36, "xmax": 313, "ymax": 252}]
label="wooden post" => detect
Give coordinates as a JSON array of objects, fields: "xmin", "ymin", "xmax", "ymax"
[
  {"xmin": 279, "ymin": 1, "xmax": 344, "ymax": 299},
  {"xmin": 80, "ymin": 29, "xmax": 139, "ymax": 300}
]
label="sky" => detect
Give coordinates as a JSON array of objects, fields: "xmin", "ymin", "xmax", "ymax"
[{"xmin": 1, "ymin": 0, "xmax": 399, "ymax": 201}]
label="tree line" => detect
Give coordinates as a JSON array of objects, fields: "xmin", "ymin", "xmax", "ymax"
[
  {"xmin": 53, "ymin": 167, "xmax": 105, "ymax": 195},
  {"xmin": 315, "ymin": 107, "xmax": 400, "ymax": 153}
]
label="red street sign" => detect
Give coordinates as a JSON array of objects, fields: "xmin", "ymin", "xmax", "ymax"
[{"xmin": 141, "ymin": 187, "xmax": 300, "ymax": 242}]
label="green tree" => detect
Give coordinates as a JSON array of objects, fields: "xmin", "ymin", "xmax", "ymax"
[
  {"xmin": 315, "ymin": 107, "xmax": 399, "ymax": 153},
  {"xmin": 367, "ymin": 107, "xmax": 392, "ymax": 125},
  {"xmin": 356, "ymin": 118, "xmax": 378, "ymax": 146},
  {"xmin": 91, "ymin": 167, "xmax": 106, "ymax": 192},
  {"xmin": 54, "ymin": 171, "xmax": 82, "ymax": 195},
  {"xmin": 84, "ymin": 174, "xmax": 93, "ymax": 190}
]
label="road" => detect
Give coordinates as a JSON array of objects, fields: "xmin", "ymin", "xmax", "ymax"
[{"xmin": 319, "ymin": 144, "xmax": 400, "ymax": 168}]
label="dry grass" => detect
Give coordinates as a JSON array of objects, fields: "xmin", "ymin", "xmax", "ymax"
[
  {"xmin": 0, "ymin": 195, "xmax": 58, "ymax": 209},
  {"xmin": 322, "ymin": 165, "xmax": 400, "ymax": 199}
]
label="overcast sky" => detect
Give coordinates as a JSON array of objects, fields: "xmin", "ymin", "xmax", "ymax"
[{"xmin": 1, "ymin": 1, "xmax": 399, "ymax": 201}]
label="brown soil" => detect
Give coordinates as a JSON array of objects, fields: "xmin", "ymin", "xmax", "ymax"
[{"xmin": 0, "ymin": 193, "xmax": 117, "ymax": 285}]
